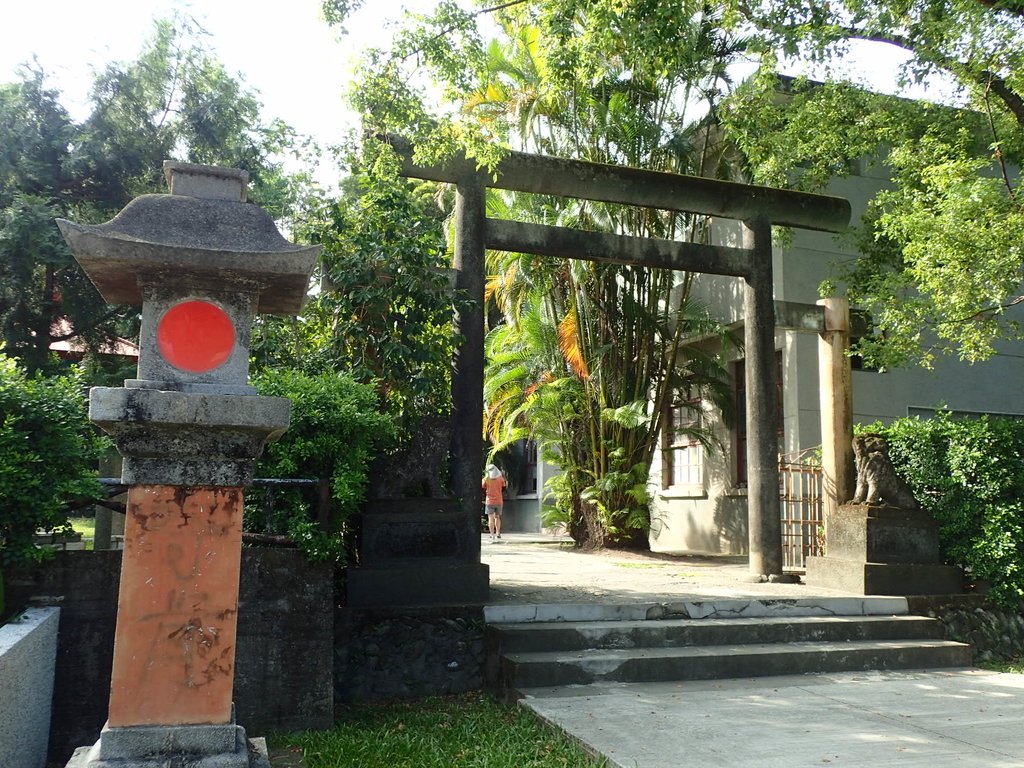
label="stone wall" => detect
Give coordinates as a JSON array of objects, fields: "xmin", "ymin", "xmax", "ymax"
[
  {"xmin": 909, "ymin": 595, "xmax": 1024, "ymax": 663},
  {"xmin": 335, "ymin": 606, "xmax": 485, "ymax": 702},
  {"xmin": 7, "ymin": 547, "xmax": 333, "ymax": 764}
]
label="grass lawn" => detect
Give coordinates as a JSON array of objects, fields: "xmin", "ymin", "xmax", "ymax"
[
  {"xmin": 68, "ymin": 516, "xmax": 96, "ymax": 549},
  {"xmin": 279, "ymin": 693, "xmax": 604, "ymax": 768}
]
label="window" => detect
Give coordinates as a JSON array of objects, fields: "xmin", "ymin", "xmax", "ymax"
[
  {"xmin": 733, "ymin": 353, "xmax": 784, "ymax": 487},
  {"xmin": 523, "ymin": 440, "xmax": 539, "ymax": 494},
  {"xmin": 662, "ymin": 386, "xmax": 704, "ymax": 490}
]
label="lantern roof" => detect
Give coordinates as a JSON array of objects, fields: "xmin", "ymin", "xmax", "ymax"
[{"xmin": 56, "ymin": 161, "xmax": 318, "ymax": 314}]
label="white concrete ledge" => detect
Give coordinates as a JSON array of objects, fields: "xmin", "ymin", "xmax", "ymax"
[{"xmin": 0, "ymin": 606, "xmax": 60, "ymax": 768}]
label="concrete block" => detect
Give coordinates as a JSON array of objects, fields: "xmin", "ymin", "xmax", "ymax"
[
  {"xmin": 806, "ymin": 556, "xmax": 963, "ymax": 595},
  {"xmin": 65, "ymin": 724, "xmax": 269, "ymax": 768},
  {"xmin": 89, "ymin": 388, "xmax": 290, "ymax": 486},
  {"xmin": 347, "ymin": 563, "xmax": 490, "ymax": 607},
  {"xmin": 96, "ymin": 724, "xmax": 241, "ymax": 758},
  {"xmin": 0, "ymin": 607, "xmax": 59, "ymax": 768},
  {"xmin": 825, "ymin": 505, "xmax": 943, "ymax": 564}
]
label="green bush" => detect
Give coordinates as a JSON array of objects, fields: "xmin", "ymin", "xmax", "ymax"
[
  {"xmin": 0, "ymin": 355, "xmax": 106, "ymax": 618},
  {"xmin": 251, "ymin": 369, "xmax": 396, "ymax": 563},
  {"xmin": 866, "ymin": 413, "xmax": 1024, "ymax": 606}
]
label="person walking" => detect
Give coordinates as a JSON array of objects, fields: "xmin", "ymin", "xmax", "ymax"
[{"xmin": 482, "ymin": 463, "xmax": 507, "ymax": 541}]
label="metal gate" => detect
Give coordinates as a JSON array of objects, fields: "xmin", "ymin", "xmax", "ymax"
[{"xmin": 779, "ymin": 462, "xmax": 823, "ymax": 570}]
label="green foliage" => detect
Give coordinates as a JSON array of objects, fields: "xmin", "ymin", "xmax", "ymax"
[
  {"xmin": 0, "ymin": 356, "xmax": 106, "ymax": 616},
  {"xmin": 866, "ymin": 414, "xmax": 1024, "ymax": 606},
  {"xmin": 719, "ymin": 1, "xmax": 1024, "ymax": 368},
  {"xmin": 283, "ymin": 692, "xmax": 603, "ymax": 768},
  {"xmin": 251, "ymin": 370, "xmax": 396, "ymax": 563},
  {"xmin": 256, "ymin": 149, "xmax": 456, "ymax": 431}
]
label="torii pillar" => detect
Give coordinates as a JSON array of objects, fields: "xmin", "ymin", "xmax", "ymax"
[{"xmin": 58, "ymin": 162, "xmax": 317, "ymax": 768}]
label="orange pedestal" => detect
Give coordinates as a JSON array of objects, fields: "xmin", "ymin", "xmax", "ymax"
[{"xmin": 107, "ymin": 485, "xmax": 244, "ymax": 727}]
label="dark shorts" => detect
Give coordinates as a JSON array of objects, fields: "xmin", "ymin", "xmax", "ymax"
[{"xmin": 485, "ymin": 504, "xmax": 502, "ymax": 516}]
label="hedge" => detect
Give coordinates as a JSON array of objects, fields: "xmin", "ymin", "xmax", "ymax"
[{"xmin": 867, "ymin": 413, "xmax": 1024, "ymax": 607}]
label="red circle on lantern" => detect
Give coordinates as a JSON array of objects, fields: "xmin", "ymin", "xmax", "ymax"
[{"xmin": 156, "ymin": 300, "xmax": 235, "ymax": 373}]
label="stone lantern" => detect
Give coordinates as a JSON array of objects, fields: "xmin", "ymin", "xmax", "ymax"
[{"xmin": 58, "ymin": 162, "xmax": 318, "ymax": 768}]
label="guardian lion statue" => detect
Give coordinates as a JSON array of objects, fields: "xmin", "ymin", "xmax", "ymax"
[{"xmin": 849, "ymin": 433, "xmax": 918, "ymax": 509}]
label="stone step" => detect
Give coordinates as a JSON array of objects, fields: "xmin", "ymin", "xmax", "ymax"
[
  {"xmin": 490, "ymin": 614, "xmax": 945, "ymax": 654},
  {"xmin": 500, "ymin": 639, "xmax": 973, "ymax": 689},
  {"xmin": 483, "ymin": 596, "xmax": 909, "ymax": 625}
]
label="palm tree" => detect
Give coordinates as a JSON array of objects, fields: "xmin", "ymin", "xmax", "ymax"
[{"xmin": 469, "ymin": 8, "xmax": 747, "ymax": 548}]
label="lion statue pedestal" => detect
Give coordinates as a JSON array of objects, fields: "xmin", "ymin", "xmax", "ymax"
[{"xmin": 805, "ymin": 435, "xmax": 961, "ymax": 596}]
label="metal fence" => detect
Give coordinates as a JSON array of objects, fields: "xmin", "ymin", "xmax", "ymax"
[{"xmin": 779, "ymin": 462, "xmax": 824, "ymax": 570}]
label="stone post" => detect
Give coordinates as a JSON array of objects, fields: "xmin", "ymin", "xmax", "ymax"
[
  {"xmin": 452, "ymin": 177, "xmax": 486, "ymax": 550},
  {"xmin": 817, "ymin": 297, "xmax": 854, "ymax": 520},
  {"xmin": 58, "ymin": 162, "xmax": 317, "ymax": 768},
  {"xmin": 742, "ymin": 219, "xmax": 783, "ymax": 578}
]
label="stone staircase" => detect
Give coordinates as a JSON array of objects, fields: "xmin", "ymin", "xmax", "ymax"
[{"xmin": 484, "ymin": 597, "xmax": 973, "ymax": 696}]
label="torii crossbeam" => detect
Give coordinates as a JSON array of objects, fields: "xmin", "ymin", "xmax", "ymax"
[{"xmin": 392, "ymin": 135, "xmax": 851, "ymax": 578}]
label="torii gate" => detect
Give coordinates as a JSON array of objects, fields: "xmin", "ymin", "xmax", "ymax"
[{"xmin": 393, "ymin": 137, "xmax": 851, "ymax": 578}]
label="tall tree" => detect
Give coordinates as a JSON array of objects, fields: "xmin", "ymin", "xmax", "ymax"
[
  {"xmin": 720, "ymin": 0, "xmax": 1024, "ymax": 367},
  {"xmin": 329, "ymin": 1, "xmax": 742, "ymax": 548},
  {"xmin": 0, "ymin": 18, "xmax": 304, "ymax": 376},
  {"xmin": 252, "ymin": 143, "xmax": 458, "ymax": 434}
]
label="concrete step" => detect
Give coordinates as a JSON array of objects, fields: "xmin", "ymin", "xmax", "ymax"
[
  {"xmin": 483, "ymin": 596, "xmax": 909, "ymax": 624},
  {"xmin": 491, "ymin": 614, "xmax": 945, "ymax": 654},
  {"xmin": 501, "ymin": 638, "xmax": 973, "ymax": 689}
]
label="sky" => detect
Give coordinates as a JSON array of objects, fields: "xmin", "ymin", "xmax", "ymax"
[
  {"xmin": 1, "ymin": 0, "xmax": 954, "ymax": 186},
  {"xmin": 0, "ymin": 0, "xmax": 438, "ymax": 185}
]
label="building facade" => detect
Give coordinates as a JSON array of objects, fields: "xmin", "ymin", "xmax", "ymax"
[{"xmin": 649, "ymin": 157, "xmax": 1024, "ymax": 555}]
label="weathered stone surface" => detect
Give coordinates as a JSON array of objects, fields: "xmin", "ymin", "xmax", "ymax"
[
  {"xmin": 806, "ymin": 557, "xmax": 962, "ymax": 595},
  {"xmin": 357, "ymin": 499, "xmax": 476, "ymax": 566},
  {"xmin": 335, "ymin": 606, "xmax": 485, "ymax": 702},
  {"xmin": 824, "ymin": 505, "xmax": 941, "ymax": 564},
  {"xmin": 108, "ymin": 487, "xmax": 244, "ymax": 728},
  {"xmin": 346, "ymin": 563, "xmax": 490, "ymax": 608},
  {"xmin": 133, "ymin": 282, "xmax": 257, "ymax": 392},
  {"xmin": 850, "ymin": 434, "xmax": 918, "ymax": 508},
  {"xmin": 164, "ymin": 161, "xmax": 248, "ymax": 201},
  {"xmin": 65, "ymin": 723, "xmax": 266, "ymax": 768},
  {"xmin": 55, "ymin": 195, "xmax": 317, "ymax": 315},
  {"xmin": 806, "ymin": 503, "xmax": 961, "ymax": 596},
  {"xmin": 89, "ymin": 388, "xmax": 289, "ymax": 486},
  {"xmin": 234, "ymin": 549, "xmax": 333, "ymax": 733},
  {"xmin": 909, "ymin": 595, "xmax": 1024, "ymax": 664}
]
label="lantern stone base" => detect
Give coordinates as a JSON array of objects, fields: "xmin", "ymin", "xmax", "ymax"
[
  {"xmin": 806, "ymin": 504, "xmax": 962, "ymax": 596},
  {"xmin": 89, "ymin": 387, "xmax": 290, "ymax": 486},
  {"xmin": 65, "ymin": 723, "xmax": 270, "ymax": 768}
]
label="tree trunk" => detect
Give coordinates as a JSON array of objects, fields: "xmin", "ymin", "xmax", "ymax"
[
  {"xmin": 604, "ymin": 515, "xmax": 650, "ymax": 550},
  {"xmin": 569, "ymin": 496, "xmax": 605, "ymax": 550}
]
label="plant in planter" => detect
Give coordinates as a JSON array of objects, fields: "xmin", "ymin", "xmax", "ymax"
[{"xmin": 0, "ymin": 355, "xmax": 106, "ymax": 621}]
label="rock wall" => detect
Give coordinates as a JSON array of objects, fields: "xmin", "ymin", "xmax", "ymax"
[
  {"xmin": 335, "ymin": 606, "xmax": 485, "ymax": 702},
  {"xmin": 909, "ymin": 595, "xmax": 1024, "ymax": 663}
]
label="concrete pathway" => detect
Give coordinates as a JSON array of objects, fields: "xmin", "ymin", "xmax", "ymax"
[{"xmin": 481, "ymin": 536, "xmax": 1024, "ymax": 767}]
